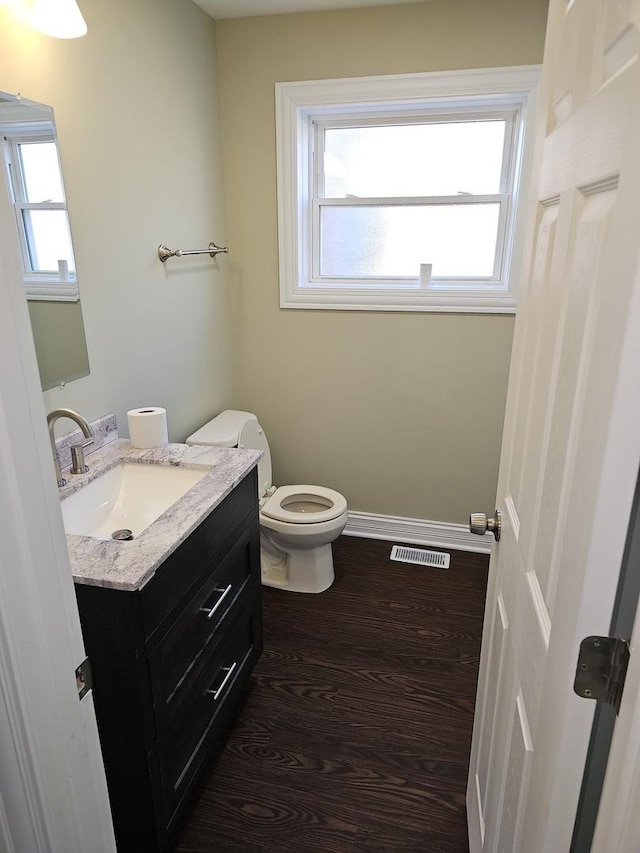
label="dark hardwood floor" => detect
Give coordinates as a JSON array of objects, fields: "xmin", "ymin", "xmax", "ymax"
[{"xmin": 170, "ymin": 535, "xmax": 488, "ymax": 853}]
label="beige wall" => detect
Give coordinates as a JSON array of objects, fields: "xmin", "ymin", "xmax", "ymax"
[
  {"xmin": 0, "ymin": 0, "xmax": 233, "ymax": 442},
  {"xmin": 216, "ymin": 0, "xmax": 549, "ymax": 525}
]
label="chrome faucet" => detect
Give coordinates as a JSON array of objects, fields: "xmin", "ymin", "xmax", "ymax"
[{"xmin": 47, "ymin": 408, "xmax": 95, "ymax": 487}]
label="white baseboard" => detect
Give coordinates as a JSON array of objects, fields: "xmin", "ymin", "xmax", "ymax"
[{"xmin": 343, "ymin": 510, "xmax": 492, "ymax": 554}]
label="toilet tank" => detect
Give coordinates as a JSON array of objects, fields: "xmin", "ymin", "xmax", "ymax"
[{"xmin": 185, "ymin": 410, "xmax": 272, "ymax": 498}]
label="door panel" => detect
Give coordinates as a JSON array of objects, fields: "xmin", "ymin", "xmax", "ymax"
[
  {"xmin": 477, "ymin": 595, "xmax": 510, "ymax": 832},
  {"xmin": 508, "ymin": 202, "xmax": 558, "ymax": 519},
  {"xmin": 496, "ymin": 692, "xmax": 533, "ymax": 853},
  {"xmin": 536, "ymin": 187, "xmax": 616, "ymax": 610}
]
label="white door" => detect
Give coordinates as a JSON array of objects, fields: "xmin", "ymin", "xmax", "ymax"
[
  {"xmin": 467, "ymin": 1, "xmax": 640, "ymax": 850},
  {"xmin": 0, "ymin": 115, "xmax": 116, "ymax": 851}
]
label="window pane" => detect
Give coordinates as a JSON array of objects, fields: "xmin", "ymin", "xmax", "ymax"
[
  {"xmin": 19, "ymin": 142, "xmax": 65, "ymax": 202},
  {"xmin": 319, "ymin": 203, "xmax": 500, "ymax": 278},
  {"xmin": 22, "ymin": 209, "xmax": 75, "ymax": 273},
  {"xmin": 323, "ymin": 121, "xmax": 506, "ymax": 198}
]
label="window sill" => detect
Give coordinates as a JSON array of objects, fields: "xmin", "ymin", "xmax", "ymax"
[
  {"xmin": 25, "ymin": 277, "xmax": 79, "ymax": 302},
  {"xmin": 281, "ymin": 286, "xmax": 517, "ymax": 313}
]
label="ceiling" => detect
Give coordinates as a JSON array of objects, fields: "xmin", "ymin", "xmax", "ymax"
[{"xmin": 193, "ymin": 0, "xmax": 431, "ymax": 21}]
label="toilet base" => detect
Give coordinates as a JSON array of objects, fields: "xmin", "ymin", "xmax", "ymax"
[{"xmin": 260, "ymin": 539, "xmax": 335, "ymax": 594}]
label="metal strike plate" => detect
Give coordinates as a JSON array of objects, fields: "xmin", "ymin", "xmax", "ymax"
[
  {"xmin": 573, "ymin": 635, "xmax": 630, "ymax": 714},
  {"xmin": 75, "ymin": 657, "xmax": 93, "ymax": 700}
]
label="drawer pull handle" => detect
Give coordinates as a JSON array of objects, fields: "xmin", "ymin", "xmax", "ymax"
[
  {"xmin": 199, "ymin": 584, "xmax": 232, "ymax": 620},
  {"xmin": 206, "ymin": 661, "xmax": 238, "ymax": 700}
]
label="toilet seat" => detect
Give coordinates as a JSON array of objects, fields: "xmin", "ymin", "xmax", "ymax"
[{"xmin": 260, "ymin": 485, "xmax": 347, "ymax": 525}]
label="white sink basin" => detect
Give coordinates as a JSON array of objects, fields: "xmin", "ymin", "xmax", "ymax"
[{"xmin": 61, "ymin": 462, "xmax": 207, "ymax": 540}]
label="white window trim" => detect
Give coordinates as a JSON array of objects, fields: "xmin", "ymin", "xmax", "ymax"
[
  {"xmin": 0, "ymin": 122, "xmax": 79, "ymax": 303},
  {"xmin": 276, "ymin": 66, "xmax": 541, "ymax": 313}
]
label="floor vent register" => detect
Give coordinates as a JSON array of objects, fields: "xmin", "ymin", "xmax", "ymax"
[{"xmin": 390, "ymin": 545, "xmax": 451, "ymax": 569}]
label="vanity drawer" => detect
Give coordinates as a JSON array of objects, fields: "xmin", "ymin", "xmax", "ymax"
[
  {"xmin": 142, "ymin": 468, "xmax": 258, "ymax": 642},
  {"xmin": 148, "ymin": 525, "xmax": 260, "ymax": 729},
  {"xmin": 159, "ymin": 595, "xmax": 263, "ymax": 825}
]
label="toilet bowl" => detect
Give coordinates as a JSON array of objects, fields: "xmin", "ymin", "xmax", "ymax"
[{"xmin": 186, "ymin": 411, "xmax": 347, "ymax": 593}]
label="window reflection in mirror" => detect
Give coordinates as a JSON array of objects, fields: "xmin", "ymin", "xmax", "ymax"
[{"xmin": 0, "ymin": 91, "xmax": 89, "ymax": 391}]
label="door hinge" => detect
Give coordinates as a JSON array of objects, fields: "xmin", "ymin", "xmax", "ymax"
[
  {"xmin": 573, "ymin": 636, "xmax": 630, "ymax": 714},
  {"xmin": 75, "ymin": 657, "xmax": 93, "ymax": 700}
]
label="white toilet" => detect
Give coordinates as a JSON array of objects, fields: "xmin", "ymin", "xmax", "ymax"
[{"xmin": 186, "ymin": 411, "xmax": 348, "ymax": 593}]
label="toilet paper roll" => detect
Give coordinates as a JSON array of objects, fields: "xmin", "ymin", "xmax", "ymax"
[{"xmin": 127, "ymin": 407, "xmax": 169, "ymax": 449}]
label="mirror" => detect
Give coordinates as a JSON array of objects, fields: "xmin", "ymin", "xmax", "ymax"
[{"xmin": 0, "ymin": 91, "xmax": 89, "ymax": 390}]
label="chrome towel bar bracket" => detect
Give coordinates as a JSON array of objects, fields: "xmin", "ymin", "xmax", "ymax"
[{"xmin": 158, "ymin": 241, "xmax": 229, "ymax": 263}]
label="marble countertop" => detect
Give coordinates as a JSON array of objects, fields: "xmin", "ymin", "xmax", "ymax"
[{"xmin": 61, "ymin": 439, "xmax": 261, "ymax": 592}]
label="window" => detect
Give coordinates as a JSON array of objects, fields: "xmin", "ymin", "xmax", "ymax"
[
  {"xmin": 276, "ymin": 66, "xmax": 540, "ymax": 312},
  {"xmin": 1, "ymin": 123, "xmax": 78, "ymax": 301}
]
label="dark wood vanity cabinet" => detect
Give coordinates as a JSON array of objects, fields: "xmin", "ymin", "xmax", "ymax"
[{"xmin": 74, "ymin": 469, "xmax": 263, "ymax": 852}]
